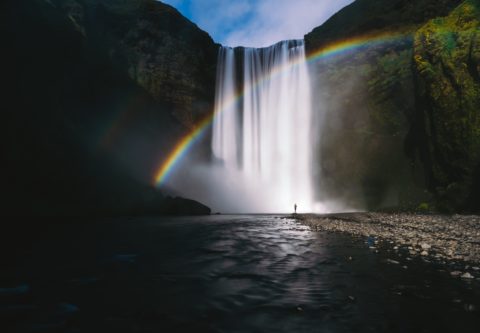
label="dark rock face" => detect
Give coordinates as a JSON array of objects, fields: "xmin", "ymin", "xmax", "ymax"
[
  {"xmin": 304, "ymin": 0, "xmax": 479, "ymax": 211},
  {"xmin": 306, "ymin": 0, "xmax": 462, "ymax": 52},
  {"xmin": 161, "ymin": 197, "xmax": 212, "ymax": 215},
  {"xmin": 1, "ymin": 0, "xmax": 216, "ymax": 216},
  {"xmin": 56, "ymin": 0, "xmax": 219, "ymax": 128}
]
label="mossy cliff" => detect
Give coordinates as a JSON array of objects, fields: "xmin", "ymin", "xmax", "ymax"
[
  {"xmin": 412, "ymin": 0, "xmax": 480, "ymax": 211},
  {"xmin": 305, "ymin": 0, "xmax": 480, "ymax": 212}
]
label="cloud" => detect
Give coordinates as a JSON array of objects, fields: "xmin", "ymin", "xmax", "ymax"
[
  {"xmin": 226, "ymin": 0, "xmax": 354, "ymax": 47},
  {"xmin": 160, "ymin": 0, "xmax": 354, "ymax": 47},
  {"xmin": 190, "ymin": 0, "xmax": 253, "ymax": 40}
]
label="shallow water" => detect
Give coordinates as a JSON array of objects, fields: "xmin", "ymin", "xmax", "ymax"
[{"xmin": 1, "ymin": 215, "xmax": 479, "ymax": 332}]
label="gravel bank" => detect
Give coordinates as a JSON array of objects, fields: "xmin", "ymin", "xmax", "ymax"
[{"xmin": 296, "ymin": 212, "xmax": 480, "ymax": 280}]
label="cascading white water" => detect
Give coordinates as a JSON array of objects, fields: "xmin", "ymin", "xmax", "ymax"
[
  {"xmin": 212, "ymin": 47, "xmax": 239, "ymax": 170},
  {"xmin": 212, "ymin": 40, "xmax": 313, "ymax": 213}
]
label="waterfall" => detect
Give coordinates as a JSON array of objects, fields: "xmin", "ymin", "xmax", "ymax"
[{"xmin": 212, "ymin": 40, "xmax": 313, "ymax": 213}]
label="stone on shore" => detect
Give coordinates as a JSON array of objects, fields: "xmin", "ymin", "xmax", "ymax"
[
  {"xmin": 295, "ymin": 213, "xmax": 480, "ymax": 276},
  {"xmin": 461, "ymin": 272, "xmax": 474, "ymax": 279}
]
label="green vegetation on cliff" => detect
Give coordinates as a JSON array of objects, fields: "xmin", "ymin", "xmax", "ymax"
[
  {"xmin": 413, "ymin": 0, "xmax": 480, "ymax": 211},
  {"xmin": 304, "ymin": 0, "xmax": 480, "ymax": 212}
]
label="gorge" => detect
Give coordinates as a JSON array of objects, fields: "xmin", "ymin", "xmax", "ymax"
[
  {"xmin": 3, "ymin": 1, "xmax": 480, "ymax": 332},
  {"xmin": 2, "ymin": 0, "xmax": 480, "ymax": 215}
]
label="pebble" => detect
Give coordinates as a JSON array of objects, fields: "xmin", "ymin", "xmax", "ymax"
[
  {"xmin": 112, "ymin": 254, "xmax": 138, "ymax": 263},
  {"xmin": 0, "ymin": 284, "xmax": 30, "ymax": 296},
  {"xmin": 297, "ymin": 213, "xmax": 480, "ymax": 267},
  {"xmin": 421, "ymin": 243, "xmax": 431, "ymax": 250},
  {"xmin": 461, "ymin": 272, "xmax": 474, "ymax": 279},
  {"xmin": 386, "ymin": 259, "xmax": 400, "ymax": 265},
  {"xmin": 464, "ymin": 304, "xmax": 476, "ymax": 312}
]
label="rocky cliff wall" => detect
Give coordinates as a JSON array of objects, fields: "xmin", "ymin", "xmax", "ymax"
[
  {"xmin": 1, "ymin": 0, "xmax": 217, "ymax": 216},
  {"xmin": 304, "ymin": 0, "xmax": 480, "ymax": 212},
  {"xmin": 412, "ymin": 0, "xmax": 480, "ymax": 211}
]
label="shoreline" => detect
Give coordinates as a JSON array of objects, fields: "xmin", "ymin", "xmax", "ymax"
[{"xmin": 294, "ymin": 212, "xmax": 480, "ymax": 280}]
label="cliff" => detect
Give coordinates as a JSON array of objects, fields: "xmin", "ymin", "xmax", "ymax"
[
  {"xmin": 305, "ymin": 0, "xmax": 480, "ymax": 212},
  {"xmin": 4, "ymin": 0, "xmax": 479, "ymax": 215},
  {"xmin": 1, "ymin": 0, "xmax": 217, "ymax": 216},
  {"xmin": 413, "ymin": 0, "xmax": 480, "ymax": 211},
  {"xmin": 56, "ymin": 0, "xmax": 218, "ymax": 127}
]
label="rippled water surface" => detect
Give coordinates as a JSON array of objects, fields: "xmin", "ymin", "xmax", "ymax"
[{"xmin": 2, "ymin": 215, "xmax": 480, "ymax": 332}]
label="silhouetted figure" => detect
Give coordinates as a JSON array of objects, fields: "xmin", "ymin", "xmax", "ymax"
[{"xmin": 294, "ymin": 203, "xmax": 297, "ymax": 214}]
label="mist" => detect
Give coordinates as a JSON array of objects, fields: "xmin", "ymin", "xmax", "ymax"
[{"xmin": 163, "ymin": 41, "xmax": 356, "ymax": 214}]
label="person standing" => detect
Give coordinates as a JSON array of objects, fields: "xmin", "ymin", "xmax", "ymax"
[{"xmin": 294, "ymin": 203, "xmax": 297, "ymax": 214}]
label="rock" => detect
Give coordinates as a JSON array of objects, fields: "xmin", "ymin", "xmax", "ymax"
[
  {"xmin": 421, "ymin": 243, "xmax": 431, "ymax": 250},
  {"xmin": 0, "ymin": 284, "xmax": 29, "ymax": 296},
  {"xmin": 113, "ymin": 254, "xmax": 137, "ymax": 264},
  {"xmin": 461, "ymin": 272, "xmax": 474, "ymax": 279},
  {"xmin": 298, "ymin": 213, "xmax": 480, "ymax": 269},
  {"xmin": 57, "ymin": 303, "xmax": 79, "ymax": 315},
  {"xmin": 386, "ymin": 259, "xmax": 400, "ymax": 265},
  {"xmin": 451, "ymin": 271, "xmax": 463, "ymax": 277},
  {"xmin": 162, "ymin": 196, "xmax": 212, "ymax": 215},
  {"xmin": 464, "ymin": 304, "xmax": 476, "ymax": 312},
  {"xmin": 2, "ymin": 0, "xmax": 218, "ymax": 217}
]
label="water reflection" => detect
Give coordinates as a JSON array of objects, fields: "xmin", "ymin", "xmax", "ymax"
[{"xmin": 1, "ymin": 215, "xmax": 480, "ymax": 332}]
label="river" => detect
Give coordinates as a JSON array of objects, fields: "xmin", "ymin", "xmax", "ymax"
[{"xmin": 1, "ymin": 215, "xmax": 479, "ymax": 332}]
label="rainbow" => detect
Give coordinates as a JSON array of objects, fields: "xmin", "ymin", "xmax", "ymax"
[
  {"xmin": 153, "ymin": 31, "xmax": 411, "ymax": 186},
  {"xmin": 153, "ymin": 113, "xmax": 216, "ymax": 185}
]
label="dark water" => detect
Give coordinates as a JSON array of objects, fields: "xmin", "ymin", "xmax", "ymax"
[{"xmin": 1, "ymin": 215, "xmax": 479, "ymax": 332}]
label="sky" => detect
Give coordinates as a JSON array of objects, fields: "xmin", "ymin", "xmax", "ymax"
[{"xmin": 159, "ymin": 0, "xmax": 354, "ymax": 47}]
